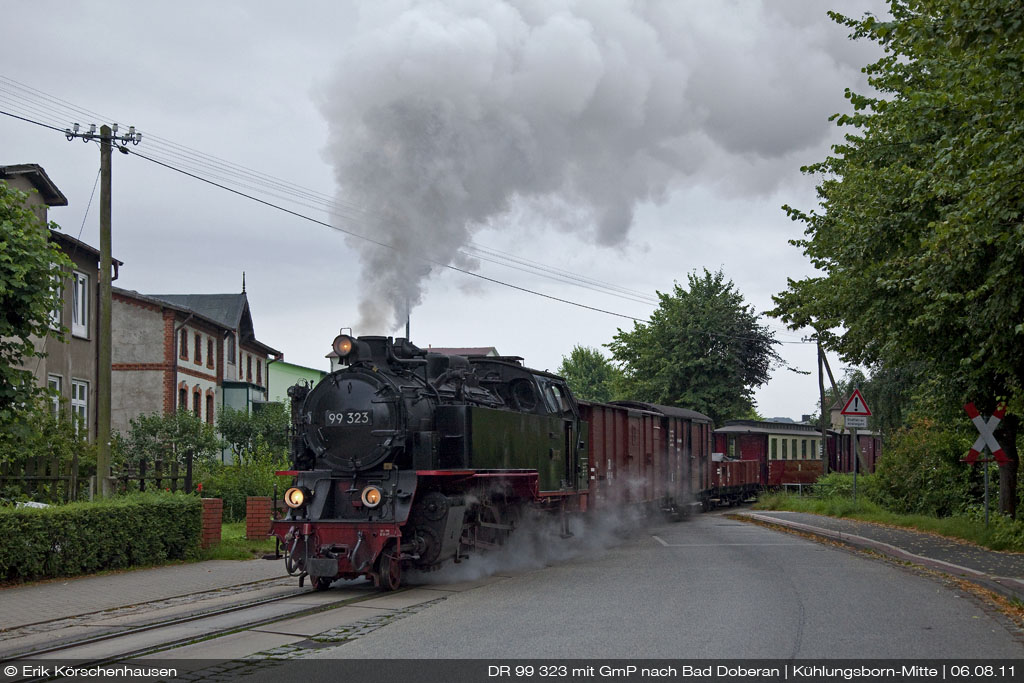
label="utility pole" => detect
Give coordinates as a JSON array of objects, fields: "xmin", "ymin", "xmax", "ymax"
[
  {"xmin": 817, "ymin": 339, "xmax": 829, "ymax": 475},
  {"xmin": 66, "ymin": 122, "xmax": 142, "ymax": 497},
  {"xmin": 816, "ymin": 336, "xmax": 842, "ymax": 475}
]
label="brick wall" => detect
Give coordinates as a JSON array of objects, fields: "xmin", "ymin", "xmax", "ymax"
[
  {"xmin": 246, "ymin": 496, "xmax": 273, "ymax": 539},
  {"xmin": 201, "ymin": 497, "xmax": 223, "ymax": 549},
  {"xmin": 163, "ymin": 310, "xmax": 176, "ymax": 413}
]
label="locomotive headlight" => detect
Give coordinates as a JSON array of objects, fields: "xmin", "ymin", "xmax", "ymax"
[
  {"xmin": 332, "ymin": 334, "xmax": 355, "ymax": 358},
  {"xmin": 361, "ymin": 485, "xmax": 383, "ymax": 508},
  {"xmin": 284, "ymin": 486, "xmax": 311, "ymax": 509}
]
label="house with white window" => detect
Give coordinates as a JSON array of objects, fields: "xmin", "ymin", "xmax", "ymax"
[
  {"xmin": 2, "ymin": 164, "xmax": 119, "ymax": 439},
  {"xmin": 111, "ymin": 288, "xmax": 281, "ymax": 461}
]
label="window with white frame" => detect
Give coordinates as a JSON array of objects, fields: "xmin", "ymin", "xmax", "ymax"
[
  {"xmin": 48, "ymin": 375, "xmax": 62, "ymax": 416},
  {"xmin": 71, "ymin": 271, "xmax": 88, "ymax": 337},
  {"xmin": 71, "ymin": 379, "xmax": 88, "ymax": 434}
]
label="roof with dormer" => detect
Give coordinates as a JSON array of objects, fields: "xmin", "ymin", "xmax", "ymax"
[{"xmin": 125, "ymin": 290, "xmax": 281, "ymax": 358}]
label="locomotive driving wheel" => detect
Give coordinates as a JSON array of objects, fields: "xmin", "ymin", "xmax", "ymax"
[
  {"xmin": 375, "ymin": 542, "xmax": 402, "ymax": 591},
  {"xmin": 474, "ymin": 500, "xmax": 515, "ymax": 549},
  {"xmin": 313, "ymin": 576, "xmax": 333, "ymax": 591}
]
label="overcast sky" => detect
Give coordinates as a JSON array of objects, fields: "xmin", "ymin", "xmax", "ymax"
[{"xmin": 1, "ymin": 0, "xmax": 888, "ymax": 420}]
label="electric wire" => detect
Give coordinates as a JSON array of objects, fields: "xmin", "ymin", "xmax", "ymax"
[
  {"xmin": 0, "ymin": 77, "xmax": 663, "ymax": 305},
  {"xmin": 0, "ymin": 101, "xmax": 814, "ymax": 345},
  {"xmin": 123, "ymin": 146, "xmax": 648, "ymax": 323},
  {"xmin": 125, "ymin": 147, "xmax": 812, "ymax": 344}
]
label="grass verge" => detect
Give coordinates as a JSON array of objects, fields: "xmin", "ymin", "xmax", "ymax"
[
  {"xmin": 754, "ymin": 492, "xmax": 1024, "ymax": 553},
  {"xmin": 199, "ymin": 521, "xmax": 278, "ymax": 561}
]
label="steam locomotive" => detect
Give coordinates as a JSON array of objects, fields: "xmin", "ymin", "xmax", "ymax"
[
  {"xmin": 271, "ymin": 334, "xmax": 592, "ymax": 591},
  {"xmin": 271, "ymin": 334, "xmax": 757, "ymax": 591}
]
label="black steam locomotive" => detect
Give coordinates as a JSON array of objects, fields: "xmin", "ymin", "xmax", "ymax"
[{"xmin": 271, "ymin": 335, "xmax": 588, "ymax": 590}]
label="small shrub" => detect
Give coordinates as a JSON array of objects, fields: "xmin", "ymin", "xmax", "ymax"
[
  {"xmin": 813, "ymin": 472, "xmax": 881, "ymax": 503},
  {"xmin": 960, "ymin": 505, "xmax": 1024, "ymax": 551},
  {"xmin": 198, "ymin": 445, "xmax": 288, "ymax": 522},
  {"xmin": 0, "ymin": 492, "xmax": 201, "ymax": 582}
]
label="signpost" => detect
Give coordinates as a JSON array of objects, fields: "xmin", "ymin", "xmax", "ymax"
[
  {"xmin": 840, "ymin": 389, "xmax": 872, "ymax": 502},
  {"xmin": 963, "ymin": 403, "xmax": 1008, "ymax": 526}
]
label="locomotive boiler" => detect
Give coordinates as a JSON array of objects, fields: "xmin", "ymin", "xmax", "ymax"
[{"xmin": 271, "ymin": 335, "xmax": 588, "ymax": 590}]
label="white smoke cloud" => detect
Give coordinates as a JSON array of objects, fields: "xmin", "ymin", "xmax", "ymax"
[
  {"xmin": 409, "ymin": 501, "xmax": 652, "ymax": 586},
  {"xmin": 317, "ymin": 0, "xmax": 882, "ymax": 332}
]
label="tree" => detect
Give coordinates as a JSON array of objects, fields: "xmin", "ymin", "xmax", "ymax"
[
  {"xmin": 205, "ymin": 404, "xmax": 290, "ymax": 520},
  {"xmin": 608, "ymin": 269, "xmax": 780, "ymax": 425},
  {"xmin": 0, "ymin": 396, "xmax": 95, "ymax": 500},
  {"xmin": 0, "ymin": 182, "xmax": 72, "ymax": 431},
  {"xmin": 217, "ymin": 403, "xmax": 289, "ymax": 462},
  {"xmin": 770, "ymin": 1, "xmax": 1024, "ymax": 515},
  {"xmin": 118, "ymin": 410, "xmax": 222, "ymax": 468},
  {"xmin": 557, "ymin": 345, "xmax": 622, "ymax": 403}
]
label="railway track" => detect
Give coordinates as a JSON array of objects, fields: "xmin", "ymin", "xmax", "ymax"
[{"xmin": 0, "ymin": 577, "xmax": 387, "ymax": 666}]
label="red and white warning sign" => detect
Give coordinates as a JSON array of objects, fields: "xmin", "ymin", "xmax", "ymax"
[
  {"xmin": 964, "ymin": 403, "xmax": 1010, "ymax": 465},
  {"xmin": 840, "ymin": 389, "xmax": 872, "ymax": 416}
]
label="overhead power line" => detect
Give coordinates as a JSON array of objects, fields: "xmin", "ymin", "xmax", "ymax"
[
  {"xmin": 0, "ymin": 76, "xmax": 652, "ymax": 307},
  {"xmin": 0, "ymin": 86, "xmax": 815, "ymax": 346},
  {"xmin": 123, "ymin": 146, "xmax": 648, "ymax": 323}
]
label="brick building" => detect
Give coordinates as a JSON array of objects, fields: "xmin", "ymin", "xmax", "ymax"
[{"xmin": 111, "ymin": 288, "xmax": 281, "ymax": 460}]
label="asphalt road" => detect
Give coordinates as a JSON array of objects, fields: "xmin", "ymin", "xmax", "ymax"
[{"xmin": 303, "ymin": 510, "xmax": 1023, "ymax": 659}]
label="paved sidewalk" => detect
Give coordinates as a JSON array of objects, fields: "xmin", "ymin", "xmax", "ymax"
[
  {"xmin": 0, "ymin": 558, "xmax": 289, "ymax": 630},
  {"xmin": 735, "ymin": 510, "xmax": 1024, "ymax": 602}
]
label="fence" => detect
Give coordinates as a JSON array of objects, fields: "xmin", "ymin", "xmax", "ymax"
[
  {"xmin": 0, "ymin": 455, "xmax": 82, "ymax": 503},
  {"xmin": 112, "ymin": 455, "xmax": 194, "ymax": 495},
  {"xmin": 2, "ymin": 454, "xmax": 196, "ymax": 502}
]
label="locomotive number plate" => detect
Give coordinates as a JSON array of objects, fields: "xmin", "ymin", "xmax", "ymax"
[{"xmin": 324, "ymin": 410, "xmax": 372, "ymax": 426}]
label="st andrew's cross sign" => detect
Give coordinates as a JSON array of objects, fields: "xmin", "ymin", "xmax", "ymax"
[{"xmin": 964, "ymin": 403, "xmax": 1010, "ymax": 465}]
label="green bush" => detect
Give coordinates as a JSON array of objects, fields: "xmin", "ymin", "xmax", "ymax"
[
  {"xmin": 115, "ymin": 409, "xmax": 222, "ymax": 472},
  {"xmin": 198, "ymin": 445, "xmax": 288, "ymax": 522},
  {"xmin": 960, "ymin": 505, "xmax": 1024, "ymax": 551},
  {"xmin": 0, "ymin": 492, "xmax": 201, "ymax": 582},
  {"xmin": 0, "ymin": 397, "xmax": 96, "ymax": 503},
  {"xmin": 813, "ymin": 472, "xmax": 881, "ymax": 503},
  {"xmin": 218, "ymin": 403, "xmax": 288, "ymax": 461},
  {"xmin": 872, "ymin": 417, "xmax": 975, "ymax": 517}
]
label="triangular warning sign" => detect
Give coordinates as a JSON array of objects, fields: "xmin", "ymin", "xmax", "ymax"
[{"xmin": 840, "ymin": 389, "xmax": 872, "ymax": 416}]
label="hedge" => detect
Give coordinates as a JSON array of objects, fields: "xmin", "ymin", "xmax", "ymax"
[{"xmin": 0, "ymin": 492, "xmax": 201, "ymax": 582}]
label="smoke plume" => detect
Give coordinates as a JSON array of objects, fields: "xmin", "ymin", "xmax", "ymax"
[
  {"xmin": 318, "ymin": 0, "xmax": 879, "ymax": 331},
  {"xmin": 409, "ymin": 502, "xmax": 652, "ymax": 586}
]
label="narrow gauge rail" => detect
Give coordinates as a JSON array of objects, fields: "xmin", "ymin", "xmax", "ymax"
[
  {"xmin": 0, "ymin": 583, "xmax": 388, "ymax": 666},
  {"xmin": 0, "ymin": 575, "xmax": 293, "ymax": 635}
]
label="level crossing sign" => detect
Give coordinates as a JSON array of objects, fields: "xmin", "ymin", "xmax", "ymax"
[{"xmin": 964, "ymin": 403, "xmax": 1010, "ymax": 465}]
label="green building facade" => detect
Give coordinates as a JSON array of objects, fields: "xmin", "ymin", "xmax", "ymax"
[{"xmin": 267, "ymin": 359, "xmax": 328, "ymax": 405}]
